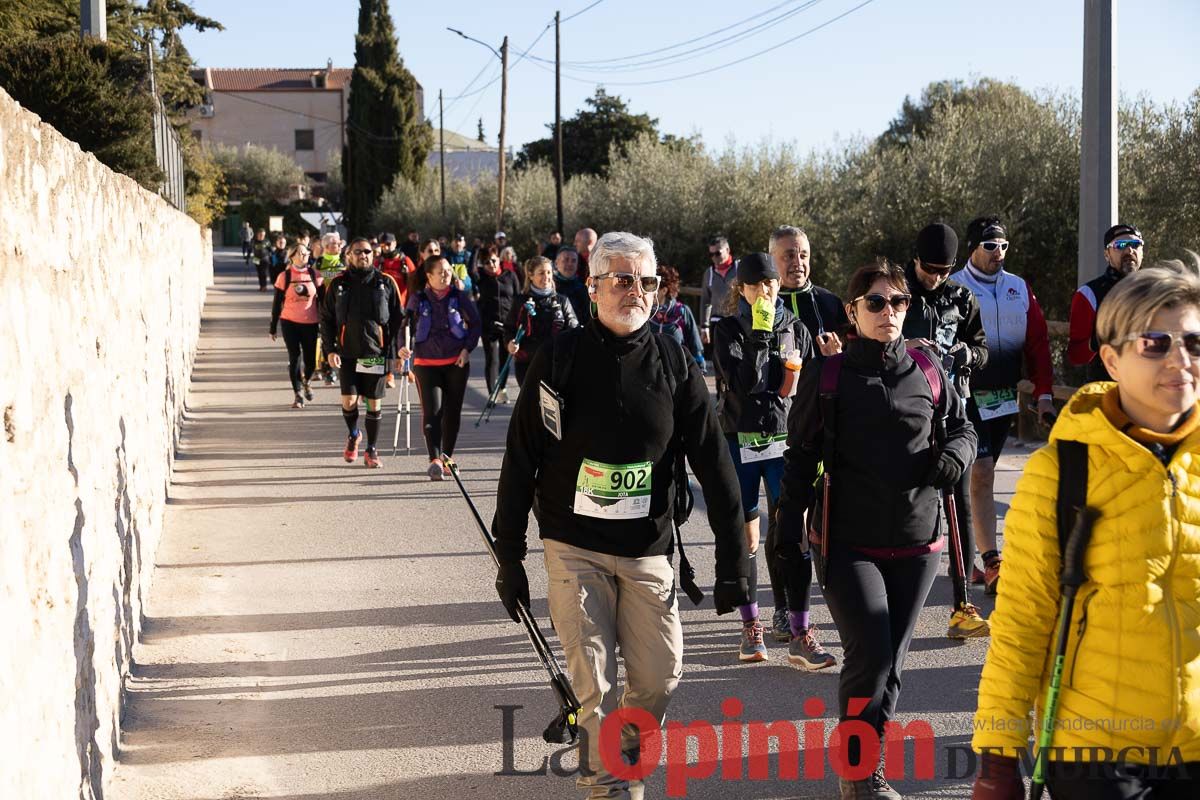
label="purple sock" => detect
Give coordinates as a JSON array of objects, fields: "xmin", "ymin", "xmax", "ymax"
[
  {"xmin": 739, "ymin": 603, "xmax": 759, "ymax": 623},
  {"xmin": 789, "ymin": 611, "xmax": 810, "ymax": 638}
]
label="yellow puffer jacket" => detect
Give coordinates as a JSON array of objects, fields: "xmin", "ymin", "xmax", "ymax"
[{"xmin": 973, "ymin": 382, "xmax": 1200, "ymax": 762}]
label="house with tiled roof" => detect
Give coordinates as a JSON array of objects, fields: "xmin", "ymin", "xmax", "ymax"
[{"xmin": 188, "ymin": 63, "xmax": 425, "ymax": 189}]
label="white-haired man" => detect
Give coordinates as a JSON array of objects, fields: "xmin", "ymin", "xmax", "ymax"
[{"xmin": 492, "ymin": 232, "xmax": 751, "ymax": 800}]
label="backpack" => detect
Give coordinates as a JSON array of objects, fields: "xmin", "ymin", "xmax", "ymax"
[
  {"xmin": 283, "ymin": 265, "xmax": 321, "ymax": 298},
  {"xmin": 547, "ymin": 327, "xmax": 704, "ymax": 604},
  {"xmin": 808, "ymin": 347, "xmax": 946, "ymax": 586},
  {"xmin": 1056, "ymin": 440, "xmax": 1089, "ymax": 558}
]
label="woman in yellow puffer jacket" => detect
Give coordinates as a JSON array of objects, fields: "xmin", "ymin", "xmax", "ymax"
[{"xmin": 972, "ymin": 263, "xmax": 1200, "ymax": 799}]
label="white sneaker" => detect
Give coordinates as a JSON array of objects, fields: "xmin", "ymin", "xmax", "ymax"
[{"xmin": 498, "ymin": 389, "xmax": 509, "ymax": 404}]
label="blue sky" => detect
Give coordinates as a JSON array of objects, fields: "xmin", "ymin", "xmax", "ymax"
[{"xmin": 181, "ymin": 0, "xmax": 1200, "ymax": 154}]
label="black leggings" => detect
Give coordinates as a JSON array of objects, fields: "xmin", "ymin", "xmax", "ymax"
[
  {"xmin": 1045, "ymin": 761, "xmax": 1200, "ymax": 799},
  {"xmin": 413, "ymin": 363, "xmax": 469, "ymax": 460},
  {"xmin": 280, "ymin": 320, "xmax": 318, "ymax": 392},
  {"xmin": 255, "ymin": 260, "xmax": 269, "ymax": 289},
  {"xmin": 481, "ymin": 330, "xmax": 510, "ymax": 395},
  {"xmin": 822, "ymin": 547, "xmax": 939, "ymax": 767}
]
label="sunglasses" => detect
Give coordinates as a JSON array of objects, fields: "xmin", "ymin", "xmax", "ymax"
[
  {"xmin": 1108, "ymin": 238, "xmax": 1144, "ymax": 251},
  {"xmin": 709, "ymin": 251, "xmax": 726, "ymax": 259},
  {"xmin": 919, "ymin": 262, "xmax": 954, "ymax": 276},
  {"xmin": 854, "ymin": 293, "xmax": 912, "ymax": 314},
  {"xmin": 980, "ymin": 241, "xmax": 1010, "ymax": 253},
  {"xmin": 1122, "ymin": 331, "xmax": 1200, "ymax": 359},
  {"xmin": 350, "ymin": 248, "xmax": 373, "ymax": 255},
  {"xmin": 596, "ymin": 273, "xmax": 662, "ymax": 294}
]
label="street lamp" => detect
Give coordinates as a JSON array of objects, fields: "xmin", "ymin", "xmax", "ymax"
[{"xmin": 448, "ymin": 28, "xmax": 508, "ymax": 234}]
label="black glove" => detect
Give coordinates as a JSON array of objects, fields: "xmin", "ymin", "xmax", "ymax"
[
  {"xmin": 926, "ymin": 452, "xmax": 962, "ymax": 490},
  {"xmin": 495, "ymin": 561, "xmax": 530, "ymax": 622},
  {"xmin": 971, "ymin": 753, "xmax": 1024, "ymax": 800},
  {"xmin": 947, "ymin": 343, "xmax": 971, "ymax": 372},
  {"xmin": 712, "ymin": 577, "xmax": 751, "ymax": 615}
]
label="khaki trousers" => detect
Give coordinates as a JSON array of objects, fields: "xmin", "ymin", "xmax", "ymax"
[{"xmin": 543, "ymin": 538, "xmax": 684, "ymax": 799}]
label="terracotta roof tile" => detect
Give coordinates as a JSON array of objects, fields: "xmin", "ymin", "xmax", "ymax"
[{"xmin": 197, "ymin": 68, "xmax": 354, "ymax": 92}]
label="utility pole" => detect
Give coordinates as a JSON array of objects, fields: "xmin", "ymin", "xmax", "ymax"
[
  {"xmin": 439, "ymin": 89, "xmax": 446, "ymax": 221},
  {"xmin": 554, "ymin": 11, "xmax": 565, "ymax": 236},
  {"xmin": 1078, "ymin": 0, "xmax": 1118, "ymax": 287},
  {"xmin": 80, "ymin": 0, "xmax": 107, "ymax": 40},
  {"xmin": 498, "ymin": 36, "xmax": 509, "ymax": 234}
]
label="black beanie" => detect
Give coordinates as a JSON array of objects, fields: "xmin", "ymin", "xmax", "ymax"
[
  {"xmin": 916, "ymin": 223, "xmax": 958, "ymax": 266},
  {"xmin": 736, "ymin": 252, "xmax": 779, "ymax": 284},
  {"xmin": 965, "ymin": 216, "xmax": 1006, "ymax": 253},
  {"xmin": 1103, "ymin": 223, "xmax": 1142, "ymax": 246}
]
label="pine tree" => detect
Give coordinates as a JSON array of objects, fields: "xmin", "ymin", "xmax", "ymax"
[
  {"xmin": 477, "ymin": 118, "xmax": 485, "ymax": 143},
  {"xmin": 344, "ymin": 0, "xmax": 431, "ymax": 233}
]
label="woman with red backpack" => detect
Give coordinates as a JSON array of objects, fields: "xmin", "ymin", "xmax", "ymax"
[
  {"xmin": 269, "ymin": 241, "xmax": 323, "ymax": 408},
  {"xmin": 776, "ymin": 259, "xmax": 976, "ymax": 799},
  {"xmin": 504, "ymin": 256, "xmax": 579, "ymax": 387},
  {"xmin": 399, "ymin": 255, "xmax": 482, "ymax": 480}
]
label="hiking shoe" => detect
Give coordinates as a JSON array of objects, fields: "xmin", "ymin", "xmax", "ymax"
[
  {"xmin": 291, "ymin": 393, "xmax": 305, "ymax": 409},
  {"xmin": 839, "ymin": 765, "xmax": 902, "ymax": 799},
  {"xmin": 427, "ymin": 459, "xmax": 445, "ymax": 481},
  {"xmin": 385, "ymin": 372, "xmax": 396, "ymax": 389},
  {"xmin": 343, "ymin": 431, "xmax": 362, "ymax": 463},
  {"xmin": 948, "ymin": 603, "xmax": 991, "ymax": 639},
  {"xmin": 771, "ymin": 608, "xmax": 792, "ymax": 642},
  {"xmin": 302, "ymin": 382, "xmax": 314, "ymax": 401},
  {"xmin": 984, "ymin": 557, "xmax": 1002, "ymax": 596},
  {"xmin": 323, "ymin": 371, "xmax": 335, "ymax": 386},
  {"xmin": 364, "ymin": 447, "xmax": 382, "ymax": 469},
  {"xmin": 498, "ymin": 388, "xmax": 509, "ymax": 404},
  {"xmin": 738, "ymin": 621, "xmax": 767, "ymax": 662},
  {"xmin": 971, "ymin": 565, "xmax": 986, "ymax": 585},
  {"xmin": 788, "ymin": 625, "xmax": 836, "ymax": 670}
]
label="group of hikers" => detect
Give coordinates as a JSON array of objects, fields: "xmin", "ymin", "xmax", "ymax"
[{"xmin": 247, "ymin": 214, "xmax": 1198, "ymax": 799}]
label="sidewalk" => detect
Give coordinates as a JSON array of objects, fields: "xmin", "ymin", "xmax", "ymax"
[{"xmin": 111, "ymin": 248, "xmax": 1030, "ymax": 799}]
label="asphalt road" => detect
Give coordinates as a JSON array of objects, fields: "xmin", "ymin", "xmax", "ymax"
[{"xmin": 110, "ymin": 248, "xmax": 1031, "ymax": 800}]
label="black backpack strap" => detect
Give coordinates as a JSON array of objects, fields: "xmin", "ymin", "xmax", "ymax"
[{"xmin": 1056, "ymin": 440, "xmax": 1089, "ymax": 558}]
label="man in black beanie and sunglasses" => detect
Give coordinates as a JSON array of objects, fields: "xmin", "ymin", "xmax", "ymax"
[
  {"xmin": 903, "ymin": 222, "xmax": 990, "ymax": 639},
  {"xmin": 1067, "ymin": 223, "xmax": 1145, "ymax": 382},
  {"xmin": 953, "ymin": 216, "xmax": 1054, "ymax": 599}
]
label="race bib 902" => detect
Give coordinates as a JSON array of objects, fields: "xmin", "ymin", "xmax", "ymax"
[{"xmin": 573, "ymin": 459, "xmax": 653, "ymax": 520}]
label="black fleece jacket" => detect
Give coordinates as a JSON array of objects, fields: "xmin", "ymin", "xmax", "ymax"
[
  {"xmin": 712, "ymin": 298, "xmax": 814, "ymax": 436},
  {"xmin": 902, "ymin": 260, "xmax": 989, "ymax": 397},
  {"xmin": 777, "ymin": 335, "xmax": 977, "ymax": 549},
  {"xmin": 492, "ymin": 320, "xmax": 749, "ymax": 582}
]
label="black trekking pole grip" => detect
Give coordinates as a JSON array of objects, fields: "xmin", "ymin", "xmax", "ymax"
[{"xmin": 1060, "ymin": 506, "xmax": 1099, "ymax": 588}]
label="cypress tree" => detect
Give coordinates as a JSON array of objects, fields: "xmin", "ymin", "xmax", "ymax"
[{"xmin": 344, "ymin": 0, "xmax": 431, "ymax": 233}]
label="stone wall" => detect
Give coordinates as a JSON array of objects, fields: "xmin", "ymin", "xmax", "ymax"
[{"xmin": 0, "ymin": 86, "xmax": 212, "ymax": 799}]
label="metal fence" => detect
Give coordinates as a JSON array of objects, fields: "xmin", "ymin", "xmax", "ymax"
[{"xmin": 151, "ymin": 96, "xmax": 185, "ymax": 210}]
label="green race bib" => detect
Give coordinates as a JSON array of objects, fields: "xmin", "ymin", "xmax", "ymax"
[
  {"xmin": 736, "ymin": 432, "xmax": 788, "ymax": 463},
  {"xmin": 972, "ymin": 387, "xmax": 1018, "ymax": 420},
  {"xmin": 573, "ymin": 459, "xmax": 653, "ymax": 520},
  {"xmin": 356, "ymin": 356, "xmax": 386, "ymax": 375}
]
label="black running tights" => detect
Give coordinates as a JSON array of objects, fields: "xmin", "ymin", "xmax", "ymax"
[{"xmin": 413, "ymin": 363, "xmax": 469, "ymax": 460}]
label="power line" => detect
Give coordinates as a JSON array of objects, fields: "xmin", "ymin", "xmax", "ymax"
[
  {"xmin": 532, "ymin": 0, "xmax": 808, "ymax": 67},
  {"xmin": 560, "ymin": 0, "xmax": 608, "ymax": 24},
  {"xmin": 528, "ymin": 0, "xmax": 879, "ymax": 87},
  {"xmin": 541, "ymin": 0, "xmax": 826, "ymax": 74}
]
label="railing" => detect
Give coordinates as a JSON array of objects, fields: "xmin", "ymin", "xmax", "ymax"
[{"xmin": 151, "ymin": 96, "xmax": 185, "ymax": 210}]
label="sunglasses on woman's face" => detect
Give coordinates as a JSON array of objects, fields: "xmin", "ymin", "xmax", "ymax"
[
  {"xmin": 854, "ymin": 293, "xmax": 912, "ymax": 314},
  {"xmin": 596, "ymin": 272, "xmax": 661, "ymax": 294},
  {"xmin": 980, "ymin": 241, "xmax": 1009, "ymax": 253},
  {"xmin": 1123, "ymin": 331, "xmax": 1200, "ymax": 359}
]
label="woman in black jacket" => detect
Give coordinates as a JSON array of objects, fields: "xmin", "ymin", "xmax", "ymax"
[
  {"xmin": 777, "ymin": 259, "xmax": 976, "ymax": 799},
  {"xmin": 505, "ymin": 256, "xmax": 579, "ymax": 386},
  {"xmin": 712, "ymin": 253, "xmax": 830, "ymax": 668},
  {"xmin": 475, "ymin": 244, "xmax": 521, "ymax": 400}
]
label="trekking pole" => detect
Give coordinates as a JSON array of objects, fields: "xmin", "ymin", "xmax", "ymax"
[
  {"xmin": 476, "ymin": 301, "xmax": 535, "ymax": 427},
  {"xmin": 943, "ymin": 490, "xmax": 969, "ymax": 611},
  {"xmin": 441, "ymin": 453, "xmax": 581, "ymax": 744},
  {"xmin": 392, "ymin": 329, "xmax": 412, "ymax": 456},
  {"xmin": 1028, "ymin": 505, "xmax": 1099, "ymax": 800}
]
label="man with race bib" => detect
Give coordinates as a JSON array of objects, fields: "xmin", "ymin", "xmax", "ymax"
[
  {"xmin": 952, "ymin": 217, "xmax": 1054, "ymax": 596},
  {"xmin": 491, "ymin": 232, "xmax": 751, "ymax": 800}
]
